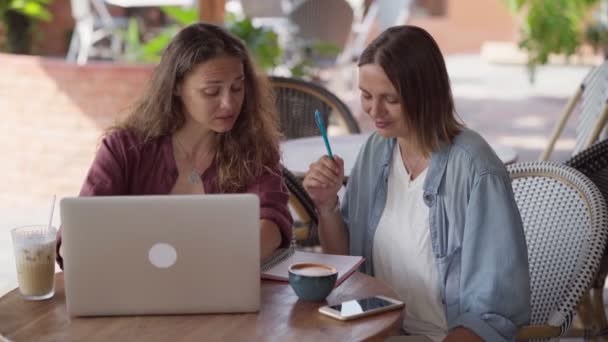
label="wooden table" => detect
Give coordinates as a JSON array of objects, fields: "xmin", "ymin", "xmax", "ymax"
[
  {"xmin": 0, "ymin": 272, "xmax": 402, "ymax": 341},
  {"xmin": 281, "ymin": 134, "xmax": 519, "ymax": 177}
]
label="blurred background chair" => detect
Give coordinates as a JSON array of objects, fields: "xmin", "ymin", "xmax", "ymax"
[
  {"xmin": 240, "ymin": 0, "xmax": 285, "ymax": 17},
  {"xmin": 507, "ymin": 162, "xmax": 608, "ymax": 341},
  {"xmin": 67, "ymin": 0, "xmax": 125, "ymax": 64},
  {"xmin": 282, "ymin": 166, "xmax": 319, "ymax": 248},
  {"xmin": 270, "ymin": 76, "xmax": 360, "ymax": 139},
  {"xmin": 288, "ymin": 0, "xmax": 354, "ymax": 68},
  {"xmin": 565, "ymin": 140, "xmax": 608, "ymax": 338},
  {"xmin": 540, "ymin": 61, "xmax": 608, "ymax": 161},
  {"xmin": 237, "ymin": 0, "xmax": 292, "ymax": 51},
  {"xmin": 338, "ymin": 0, "xmax": 378, "ymax": 65},
  {"xmin": 376, "ymin": 0, "xmax": 413, "ymax": 31}
]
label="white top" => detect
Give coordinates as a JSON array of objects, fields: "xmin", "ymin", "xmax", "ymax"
[{"xmin": 372, "ymin": 144, "xmax": 447, "ymax": 342}]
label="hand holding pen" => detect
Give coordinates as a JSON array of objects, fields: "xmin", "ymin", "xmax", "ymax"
[
  {"xmin": 302, "ymin": 110, "xmax": 345, "ymax": 211},
  {"xmin": 315, "ymin": 110, "xmax": 334, "ymax": 159}
]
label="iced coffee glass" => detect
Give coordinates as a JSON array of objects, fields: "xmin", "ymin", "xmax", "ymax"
[{"xmin": 11, "ymin": 225, "xmax": 57, "ymax": 300}]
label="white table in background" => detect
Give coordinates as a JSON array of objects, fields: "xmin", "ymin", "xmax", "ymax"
[
  {"xmin": 104, "ymin": 0, "xmax": 193, "ymax": 7},
  {"xmin": 281, "ymin": 134, "xmax": 518, "ymax": 176}
]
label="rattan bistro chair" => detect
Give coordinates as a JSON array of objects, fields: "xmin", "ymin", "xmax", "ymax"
[
  {"xmin": 565, "ymin": 140, "xmax": 608, "ymax": 337},
  {"xmin": 282, "ymin": 166, "xmax": 319, "ymax": 247},
  {"xmin": 507, "ymin": 162, "xmax": 608, "ymax": 341},
  {"xmin": 270, "ymin": 76, "xmax": 360, "ymax": 140},
  {"xmin": 540, "ymin": 62, "xmax": 608, "ymax": 161}
]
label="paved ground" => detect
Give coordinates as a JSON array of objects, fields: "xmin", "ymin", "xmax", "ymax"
[{"xmin": 0, "ymin": 54, "xmax": 589, "ymax": 301}]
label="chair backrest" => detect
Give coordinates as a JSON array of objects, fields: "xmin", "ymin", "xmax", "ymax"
[
  {"xmin": 566, "ymin": 139, "xmax": 608, "ymax": 289},
  {"xmin": 508, "ymin": 161, "xmax": 607, "ymax": 334},
  {"xmin": 288, "ymin": 0, "xmax": 354, "ymax": 51},
  {"xmin": 574, "ymin": 63, "xmax": 608, "ymax": 154},
  {"xmin": 376, "ymin": 0, "xmax": 413, "ymax": 31},
  {"xmin": 240, "ymin": 0, "xmax": 285, "ymax": 18},
  {"xmin": 282, "ymin": 166, "xmax": 319, "ymax": 246},
  {"xmin": 541, "ymin": 61, "xmax": 608, "ymax": 161},
  {"xmin": 70, "ymin": 0, "xmax": 115, "ymax": 26},
  {"xmin": 270, "ymin": 76, "xmax": 360, "ymax": 139},
  {"xmin": 339, "ymin": 0, "xmax": 378, "ymax": 63},
  {"xmin": 70, "ymin": 0, "xmax": 92, "ymax": 20}
]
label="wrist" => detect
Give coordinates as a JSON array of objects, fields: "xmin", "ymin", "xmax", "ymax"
[{"xmin": 317, "ymin": 197, "xmax": 340, "ymax": 217}]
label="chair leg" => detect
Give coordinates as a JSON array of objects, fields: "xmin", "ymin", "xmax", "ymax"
[
  {"xmin": 110, "ymin": 34, "xmax": 122, "ymax": 60},
  {"xmin": 563, "ymin": 291, "xmax": 598, "ymax": 341},
  {"xmin": 66, "ymin": 30, "xmax": 79, "ymax": 62},
  {"xmin": 580, "ymin": 290, "xmax": 595, "ymax": 326},
  {"xmin": 585, "ymin": 104, "xmax": 608, "ymax": 149},
  {"xmin": 539, "ymin": 85, "xmax": 582, "ymax": 161},
  {"xmin": 75, "ymin": 20, "xmax": 94, "ymax": 65},
  {"xmin": 590, "ymin": 287, "xmax": 608, "ymax": 341}
]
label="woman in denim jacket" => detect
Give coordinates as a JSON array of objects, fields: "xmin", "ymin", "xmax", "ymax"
[{"xmin": 303, "ymin": 26, "xmax": 530, "ymax": 342}]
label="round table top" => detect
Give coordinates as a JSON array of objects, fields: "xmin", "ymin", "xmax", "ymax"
[
  {"xmin": 281, "ymin": 133, "xmax": 518, "ymax": 175},
  {"xmin": 0, "ymin": 272, "xmax": 402, "ymax": 341}
]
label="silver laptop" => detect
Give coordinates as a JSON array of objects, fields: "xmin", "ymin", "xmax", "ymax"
[{"xmin": 60, "ymin": 194, "xmax": 260, "ymax": 316}]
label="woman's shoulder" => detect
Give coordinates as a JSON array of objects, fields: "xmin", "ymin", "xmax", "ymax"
[
  {"xmin": 448, "ymin": 128, "xmax": 508, "ymax": 177},
  {"xmin": 102, "ymin": 128, "xmax": 166, "ymax": 153},
  {"xmin": 349, "ymin": 132, "xmax": 394, "ymax": 179},
  {"xmin": 359, "ymin": 132, "xmax": 393, "ymax": 158}
]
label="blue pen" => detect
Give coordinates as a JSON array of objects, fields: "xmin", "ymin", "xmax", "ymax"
[{"xmin": 314, "ymin": 109, "xmax": 334, "ymax": 159}]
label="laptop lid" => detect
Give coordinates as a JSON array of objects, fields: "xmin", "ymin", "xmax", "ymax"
[{"xmin": 60, "ymin": 194, "xmax": 260, "ymax": 316}]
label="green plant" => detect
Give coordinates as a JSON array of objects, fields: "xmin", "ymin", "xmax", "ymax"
[
  {"xmin": 121, "ymin": 17, "xmax": 178, "ymax": 63},
  {"xmin": 0, "ymin": 0, "xmax": 53, "ymax": 53},
  {"xmin": 288, "ymin": 40, "xmax": 342, "ymax": 78},
  {"xmin": 122, "ymin": 7, "xmax": 283, "ymax": 72},
  {"xmin": 585, "ymin": 19, "xmax": 608, "ymax": 55},
  {"xmin": 120, "ymin": 8, "xmax": 341, "ymax": 80},
  {"xmin": 224, "ymin": 12, "xmax": 282, "ymax": 70},
  {"xmin": 508, "ymin": 0, "xmax": 602, "ymax": 80}
]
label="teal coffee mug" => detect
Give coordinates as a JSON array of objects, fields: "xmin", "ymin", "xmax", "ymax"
[{"xmin": 288, "ymin": 263, "xmax": 338, "ymax": 302}]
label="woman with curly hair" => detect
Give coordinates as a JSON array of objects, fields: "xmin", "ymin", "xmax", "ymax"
[{"xmin": 56, "ymin": 23, "xmax": 292, "ymax": 267}]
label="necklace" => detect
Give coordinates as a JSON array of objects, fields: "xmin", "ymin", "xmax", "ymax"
[
  {"xmin": 402, "ymin": 151, "xmax": 426, "ymax": 180},
  {"xmin": 174, "ymin": 135, "xmax": 202, "ymax": 184}
]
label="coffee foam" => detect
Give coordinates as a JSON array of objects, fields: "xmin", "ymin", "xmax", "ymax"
[{"xmin": 291, "ymin": 265, "xmax": 336, "ymax": 277}]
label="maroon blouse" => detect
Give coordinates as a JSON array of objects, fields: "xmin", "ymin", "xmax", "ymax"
[{"xmin": 56, "ymin": 129, "xmax": 293, "ymax": 268}]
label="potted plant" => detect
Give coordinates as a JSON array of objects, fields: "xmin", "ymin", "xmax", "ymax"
[
  {"xmin": 0, "ymin": 0, "xmax": 53, "ymax": 54},
  {"xmin": 121, "ymin": 6, "xmax": 283, "ymax": 72},
  {"xmin": 508, "ymin": 0, "xmax": 604, "ymax": 81},
  {"xmin": 119, "ymin": 6, "xmax": 341, "ymax": 81}
]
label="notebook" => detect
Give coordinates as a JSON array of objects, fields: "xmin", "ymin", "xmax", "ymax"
[{"xmin": 261, "ymin": 248, "xmax": 365, "ymax": 286}]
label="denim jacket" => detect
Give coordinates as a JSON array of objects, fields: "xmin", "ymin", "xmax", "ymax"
[{"xmin": 342, "ymin": 129, "xmax": 530, "ymax": 341}]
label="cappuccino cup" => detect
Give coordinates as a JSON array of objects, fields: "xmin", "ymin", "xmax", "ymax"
[{"xmin": 288, "ymin": 263, "xmax": 337, "ymax": 302}]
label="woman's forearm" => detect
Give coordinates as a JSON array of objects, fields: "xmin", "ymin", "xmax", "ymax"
[
  {"xmin": 260, "ymin": 219, "xmax": 282, "ymax": 261},
  {"xmin": 317, "ymin": 204, "xmax": 349, "ymax": 255}
]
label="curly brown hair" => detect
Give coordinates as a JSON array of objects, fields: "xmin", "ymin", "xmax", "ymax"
[{"xmin": 112, "ymin": 22, "xmax": 282, "ymax": 192}]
